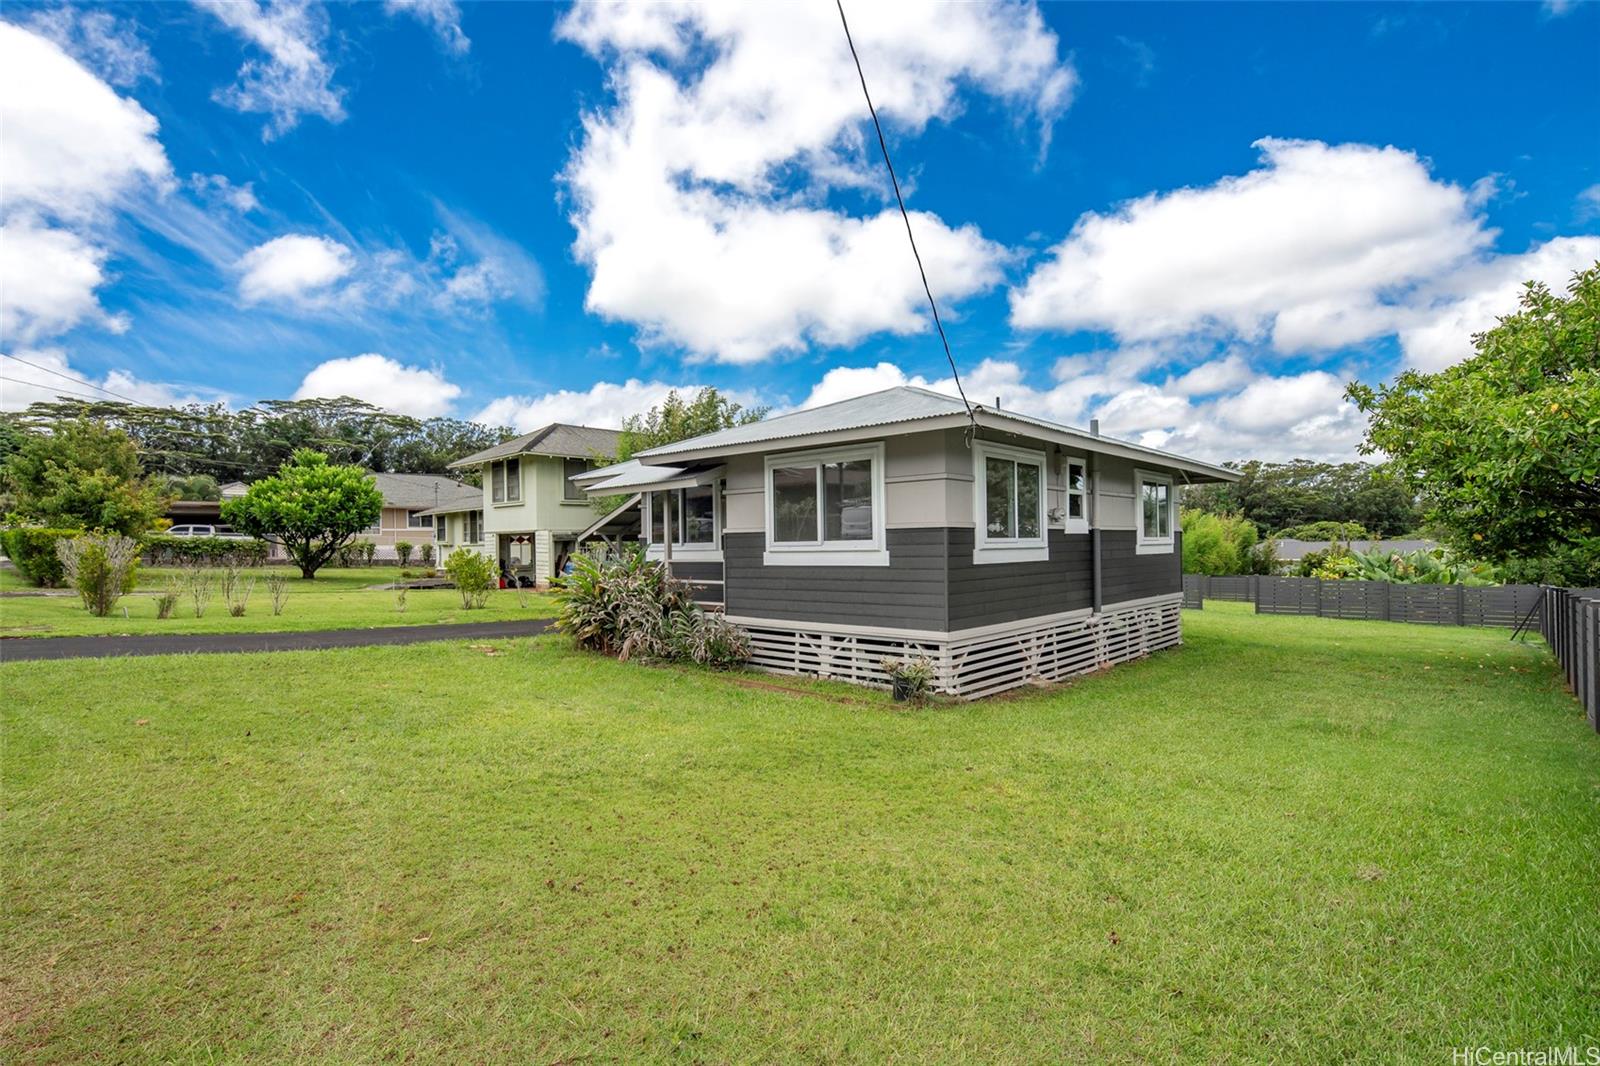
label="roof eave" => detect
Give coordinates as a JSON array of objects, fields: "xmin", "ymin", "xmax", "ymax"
[
  {"xmin": 632, "ymin": 413, "xmax": 974, "ymax": 465},
  {"xmin": 971, "ymin": 410, "xmax": 1241, "ymax": 483}
]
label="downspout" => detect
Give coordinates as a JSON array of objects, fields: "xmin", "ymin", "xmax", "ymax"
[{"xmin": 1089, "ymin": 418, "xmax": 1103, "ymax": 614}]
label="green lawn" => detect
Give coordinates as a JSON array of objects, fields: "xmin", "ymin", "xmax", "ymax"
[
  {"xmin": 0, "ymin": 565, "xmax": 556, "ymax": 637},
  {"xmin": 3, "ymin": 603, "xmax": 1597, "ymax": 1061}
]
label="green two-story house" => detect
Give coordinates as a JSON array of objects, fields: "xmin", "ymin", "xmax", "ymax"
[{"xmin": 420, "ymin": 423, "xmax": 621, "ymax": 584}]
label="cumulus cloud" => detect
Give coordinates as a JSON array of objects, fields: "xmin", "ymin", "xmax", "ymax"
[
  {"xmin": 199, "ymin": 0, "xmax": 345, "ymax": 140},
  {"xmin": 1, "ymin": 348, "xmax": 221, "ymax": 411},
  {"xmin": 473, "ymin": 378, "xmax": 761, "ymax": 434},
  {"xmin": 189, "ymin": 173, "xmax": 261, "ymax": 213},
  {"xmin": 384, "ymin": 0, "xmax": 469, "ymax": 55},
  {"xmin": 557, "ymin": 0, "xmax": 1073, "ymax": 363},
  {"xmin": 18, "ymin": 5, "xmax": 156, "ymax": 87},
  {"xmin": 0, "ymin": 21, "xmax": 171, "ymax": 343},
  {"xmin": 237, "ymin": 234, "xmax": 355, "ymax": 304},
  {"xmin": 292, "ymin": 353, "xmax": 462, "ymax": 417},
  {"xmin": 1012, "ymin": 138, "xmax": 1491, "ymax": 349}
]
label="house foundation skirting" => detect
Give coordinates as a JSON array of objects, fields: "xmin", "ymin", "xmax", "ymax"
[{"xmin": 728, "ymin": 593, "xmax": 1183, "ymax": 700}]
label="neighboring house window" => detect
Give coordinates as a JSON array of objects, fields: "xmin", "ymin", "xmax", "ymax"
[
  {"xmin": 762, "ymin": 444, "xmax": 887, "ymax": 566},
  {"xmin": 1136, "ymin": 469, "xmax": 1175, "ymax": 554},
  {"xmin": 408, "ymin": 510, "xmax": 433, "ymax": 528},
  {"xmin": 563, "ymin": 458, "xmax": 591, "ymax": 501},
  {"xmin": 1064, "ymin": 459, "xmax": 1088, "ymax": 534},
  {"xmin": 648, "ymin": 486, "xmax": 716, "ymax": 546},
  {"xmin": 466, "ymin": 510, "xmax": 483, "ymax": 543},
  {"xmin": 491, "ymin": 459, "xmax": 521, "ymax": 503},
  {"xmin": 974, "ymin": 441, "xmax": 1047, "ymax": 563},
  {"xmin": 435, "ymin": 516, "xmax": 448, "ymax": 542}
]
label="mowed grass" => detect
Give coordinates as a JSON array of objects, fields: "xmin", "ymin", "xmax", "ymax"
[
  {"xmin": 3, "ymin": 603, "xmax": 1597, "ymax": 1061},
  {"xmin": 0, "ymin": 566, "xmax": 555, "ymax": 637}
]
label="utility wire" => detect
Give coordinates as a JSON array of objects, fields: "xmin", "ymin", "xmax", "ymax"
[
  {"xmin": 835, "ymin": 0, "xmax": 974, "ymax": 422},
  {"xmin": 0, "ymin": 374, "xmax": 121, "ymax": 406},
  {"xmin": 1, "ymin": 352, "xmax": 141, "ymax": 405}
]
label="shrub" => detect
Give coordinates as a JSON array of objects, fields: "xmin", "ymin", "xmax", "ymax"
[
  {"xmin": 395, "ymin": 541, "xmax": 414, "ymax": 566},
  {"xmin": 1310, "ymin": 546, "xmax": 1497, "ymax": 586},
  {"xmin": 1180, "ymin": 510, "xmax": 1259, "ymax": 576},
  {"xmin": 553, "ymin": 547, "xmax": 749, "ymax": 668},
  {"xmin": 444, "ymin": 548, "xmax": 496, "ymax": 609},
  {"xmin": 56, "ymin": 533, "xmax": 140, "ymax": 616},
  {"xmin": 155, "ymin": 577, "xmax": 180, "ymax": 620},
  {"xmin": 221, "ymin": 565, "xmax": 254, "ymax": 616},
  {"xmin": 395, "ymin": 588, "xmax": 408, "ymax": 613},
  {"xmin": 140, "ymin": 535, "xmax": 270, "ymax": 568},
  {"xmin": 420, "ymin": 543, "xmax": 435, "ymax": 567},
  {"xmin": 880, "ymin": 655, "xmax": 938, "ymax": 701},
  {"xmin": 0, "ymin": 527, "xmax": 78, "ymax": 587},
  {"xmin": 358, "ymin": 539, "xmax": 377, "ymax": 565},
  {"xmin": 183, "ymin": 565, "xmax": 215, "ymax": 617},
  {"xmin": 265, "ymin": 573, "xmax": 289, "ymax": 616}
]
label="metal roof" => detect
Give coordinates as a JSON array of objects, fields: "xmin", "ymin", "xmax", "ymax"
[
  {"xmin": 585, "ymin": 461, "xmax": 724, "ymax": 494},
  {"xmin": 449, "ymin": 423, "xmax": 623, "ymax": 468},
  {"xmin": 369, "ymin": 472, "xmax": 481, "ymax": 511},
  {"xmin": 634, "ymin": 386, "xmax": 1239, "ymax": 481}
]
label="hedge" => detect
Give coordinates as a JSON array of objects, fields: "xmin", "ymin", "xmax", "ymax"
[
  {"xmin": 0, "ymin": 528, "xmax": 80, "ymax": 587},
  {"xmin": 140, "ymin": 536, "xmax": 271, "ymax": 567}
]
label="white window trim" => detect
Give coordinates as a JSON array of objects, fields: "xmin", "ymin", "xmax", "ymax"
[
  {"xmin": 1135, "ymin": 468, "xmax": 1176, "ymax": 555},
  {"xmin": 763, "ymin": 443, "xmax": 888, "ymax": 567},
  {"xmin": 490, "ymin": 459, "xmax": 522, "ymax": 505},
  {"xmin": 973, "ymin": 440, "xmax": 1049, "ymax": 565},
  {"xmin": 644, "ymin": 483, "xmax": 724, "ymax": 562},
  {"xmin": 1063, "ymin": 456, "xmax": 1089, "ymax": 535}
]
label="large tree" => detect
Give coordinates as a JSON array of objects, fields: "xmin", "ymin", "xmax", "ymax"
[
  {"xmin": 1, "ymin": 419, "xmax": 167, "ymax": 535},
  {"xmin": 1347, "ymin": 264, "xmax": 1600, "ymax": 582},
  {"xmin": 615, "ymin": 388, "xmax": 767, "ymax": 463},
  {"xmin": 222, "ymin": 449, "xmax": 383, "ymax": 579},
  {"xmin": 1180, "ymin": 459, "xmax": 1419, "ymax": 537}
]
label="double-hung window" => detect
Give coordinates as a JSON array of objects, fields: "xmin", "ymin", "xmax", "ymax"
[
  {"xmin": 408, "ymin": 510, "xmax": 433, "ymax": 529},
  {"xmin": 1064, "ymin": 458, "xmax": 1088, "ymax": 534},
  {"xmin": 648, "ymin": 485, "xmax": 717, "ymax": 547},
  {"xmin": 763, "ymin": 444, "xmax": 887, "ymax": 566},
  {"xmin": 973, "ymin": 441, "xmax": 1048, "ymax": 564},
  {"xmin": 466, "ymin": 510, "xmax": 483, "ymax": 543},
  {"xmin": 563, "ymin": 458, "xmax": 590, "ymax": 501},
  {"xmin": 490, "ymin": 458, "xmax": 521, "ymax": 503},
  {"xmin": 1136, "ymin": 469, "xmax": 1175, "ymax": 554},
  {"xmin": 435, "ymin": 515, "xmax": 448, "ymax": 542}
]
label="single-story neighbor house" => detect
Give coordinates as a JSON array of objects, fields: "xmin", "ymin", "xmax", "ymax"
[
  {"xmin": 425, "ymin": 423, "xmax": 622, "ymax": 581},
  {"xmin": 573, "ymin": 385, "xmax": 1239, "ymax": 699},
  {"xmin": 364, "ymin": 473, "xmax": 480, "ymax": 559},
  {"xmin": 1271, "ymin": 537, "xmax": 1437, "ymax": 563}
]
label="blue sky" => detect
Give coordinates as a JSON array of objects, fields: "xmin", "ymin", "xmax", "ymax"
[{"xmin": 2, "ymin": 0, "xmax": 1597, "ymax": 462}]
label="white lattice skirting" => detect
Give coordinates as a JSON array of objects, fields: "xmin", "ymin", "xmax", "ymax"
[{"xmin": 729, "ymin": 593, "xmax": 1183, "ymax": 700}]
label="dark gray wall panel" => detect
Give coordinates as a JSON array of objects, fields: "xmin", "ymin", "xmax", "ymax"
[
  {"xmin": 947, "ymin": 528, "xmax": 1093, "ymax": 628},
  {"xmin": 667, "ymin": 561, "xmax": 724, "ymax": 582},
  {"xmin": 722, "ymin": 529, "xmax": 950, "ymax": 628},
  {"xmin": 1100, "ymin": 529, "xmax": 1182, "ymax": 604}
]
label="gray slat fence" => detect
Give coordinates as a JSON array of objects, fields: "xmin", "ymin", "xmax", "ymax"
[{"xmin": 1540, "ymin": 587, "xmax": 1600, "ymax": 732}]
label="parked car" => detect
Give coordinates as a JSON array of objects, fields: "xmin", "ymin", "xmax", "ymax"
[{"xmin": 165, "ymin": 524, "xmax": 251, "ymax": 540}]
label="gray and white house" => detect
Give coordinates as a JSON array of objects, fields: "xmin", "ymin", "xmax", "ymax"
[{"xmin": 574, "ymin": 386, "xmax": 1238, "ymax": 699}]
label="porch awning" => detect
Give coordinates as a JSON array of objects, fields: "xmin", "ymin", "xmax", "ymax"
[
  {"xmin": 576, "ymin": 493, "xmax": 642, "ymax": 542},
  {"xmin": 582, "ymin": 460, "xmax": 724, "ymax": 495}
]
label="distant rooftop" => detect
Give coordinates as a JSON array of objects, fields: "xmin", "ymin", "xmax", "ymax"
[
  {"xmin": 449, "ymin": 423, "xmax": 623, "ymax": 468},
  {"xmin": 369, "ymin": 472, "xmax": 480, "ymax": 511}
]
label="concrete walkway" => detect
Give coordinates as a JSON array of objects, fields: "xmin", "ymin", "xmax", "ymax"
[{"xmin": 0, "ymin": 618, "xmax": 554, "ymax": 663}]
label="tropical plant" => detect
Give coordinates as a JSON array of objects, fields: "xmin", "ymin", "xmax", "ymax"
[
  {"xmin": 444, "ymin": 548, "xmax": 496, "ymax": 609},
  {"xmin": 1348, "ymin": 264, "xmax": 1600, "ymax": 584},
  {"xmin": 668, "ymin": 608, "xmax": 752, "ymax": 668},
  {"xmin": 879, "ymin": 655, "xmax": 938, "ymax": 701},
  {"xmin": 552, "ymin": 546, "xmax": 744, "ymax": 666},
  {"xmin": 221, "ymin": 450, "xmax": 383, "ymax": 579},
  {"xmin": 55, "ymin": 533, "xmax": 140, "ymax": 617},
  {"xmin": 1180, "ymin": 510, "xmax": 1260, "ymax": 576},
  {"xmin": 1, "ymin": 419, "xmax": 167, "ymax": 536},
  {"xmin": 1308, "ymin": 547, "xmax": 1498, "ymax": 586}
]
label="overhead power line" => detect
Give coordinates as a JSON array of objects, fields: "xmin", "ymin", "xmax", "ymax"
[
  {"xmin": 0, "ymin": 352, "xmax": 141, "ymax": 405},
  {"xmin": 835, "ymin": 0, "xmax": 974, "ymax": 422},
  {"xmin": 0, "ymin": 374, "xmax": 121, "ymax": 406}
]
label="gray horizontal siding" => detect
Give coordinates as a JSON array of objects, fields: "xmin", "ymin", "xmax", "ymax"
[
  {"xmin": 948, "ymin": 528, "xmax": 1092, "ymax": 628},
  {"xmin": 1100, "ymin": 529, "xmax": 1182, "ymax": 604},
  {"xmin": 723, "ymin": 529, "xmax": 948, "ymax": 628},
  {"xmin": 667, "ymin": 561, "xmax": 723, "ymax": 583}
]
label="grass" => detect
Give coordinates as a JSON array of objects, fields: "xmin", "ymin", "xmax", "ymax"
[
  {"xmin": 3, "ymin": 603, "xmax": 1597, "ymax": 1061},
  {"xmin": 0, "ymin": 565, "xmax": 555, "ymax": 637}
]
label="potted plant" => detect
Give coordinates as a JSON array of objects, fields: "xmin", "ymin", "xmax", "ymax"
[{"xmin": 880, "ymin": 655, "xmax": 937, "ymax": 702}]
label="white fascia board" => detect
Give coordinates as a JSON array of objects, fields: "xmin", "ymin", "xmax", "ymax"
[
  {"xmin": 633, "ymin": 414, "xmax": 975, "ymax": 465},
  {"xmin": 972, "ymin": 411, "xmax": 1239, "ymax": 483}
]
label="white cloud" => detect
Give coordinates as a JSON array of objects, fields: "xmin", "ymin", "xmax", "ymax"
[
  {"xmin": 0, "ymin": 20, "xmax": 171, "ymax": 222},
  {"xmin": 1012, "ymin": 138, "xmax": 1491, "ymax": 350},
  {"xmin": 18, "ymin": 6, "xmax": 156, "ymax": 87},
  {"xmin": 385, "ymin": 0, "xmax": 469, "ymax": 55},
  {"xmin": 1397, "ymin": 235, "xmax": 1600, "ymax": 371},
  {"xmin": 557, "ymin": 1, "xmax": 1073, "ymax": 363},
  {"xmin": 199, "ymin": 0, "xmax": 345, "ymax": 140},
  {"xmin": 292, "ymin": 354, "xmax": 461, "ymax": 418},
  {"xmin": 0, "ymin": 21, "xmax": 171, "ymax": 344},
  {"xmin": 1164, "ymin": 354, "xmax": 1255, "ymax": 397},
  {"xmin": 1, "ymin": 348, "xmax": 221, "ymax": 411},
  {"xmin": 473, "ymin": 378, "xmax": 761, "ymax": 434},
  {"xmin": 1577, "ymin": 183, "xmax": 1600, "ymax": 222},
  {"xmin": 237, "ymin": 234, "xmax": 355, "ymax": 304},
  {"xmin": 189, "ymin": 173, "xmax": 261, "ymax": 213}
]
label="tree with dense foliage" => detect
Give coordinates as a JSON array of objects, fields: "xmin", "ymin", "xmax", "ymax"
[
  {"xmin": 10, "ymin": 397, "xmax": 515, "ymax": 484},
  {"xmin": 1180, "ymin": 510, "xmax": 1266, "ymax": 575},
  {"xmin": 1347, "ymin": 265, "xmax": 1599, "ymax": 585},
  {"xmin": 615, "ymin": 387, "xmax": 767, "ymax": 463},
  {"xmin": 1181, "ymin": 459, "xmax": 1419, "ymax": 537},
  {"xmin": 1273, "ymin": 520, "xmax": 1371, "ymax": 541},
  {"xmin": 1, "ymin": 419, "xmax": 168, "ymax": 536},
  {"xmin": 222, "ymin": 450, "xmax": 383, "ymax": 579}
]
